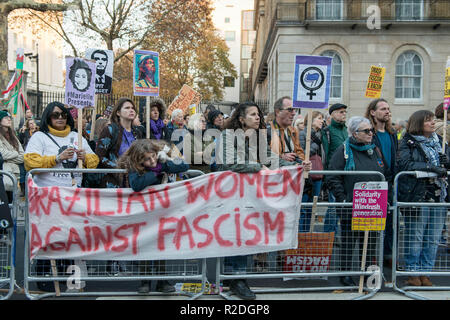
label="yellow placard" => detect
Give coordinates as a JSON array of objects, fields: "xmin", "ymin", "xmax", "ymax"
[{"xmin": 365, "ymin": 65, "xmax": 386, "ymax": 99}]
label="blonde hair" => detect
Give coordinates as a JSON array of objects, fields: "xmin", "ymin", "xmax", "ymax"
[
  {"xmin": 303, "ymin": 111, "xmax": 323, "ymax": 128},
  {"xmin": 117, "ymin": 139, "xmax": 161, "ymax": 175}
]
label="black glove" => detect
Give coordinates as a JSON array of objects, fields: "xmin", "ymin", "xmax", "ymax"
[
  {"xmin": 430, "ymin": 165, "xmax": 448, "ymax": 178},
  {"xmin": 439, "ymin": 153, "xmax": 450, "ymax": 169}
]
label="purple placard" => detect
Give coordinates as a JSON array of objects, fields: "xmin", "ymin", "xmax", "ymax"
[
  {"xmin": 352, "ymin": 181, "xmax": 388, "ymax": 231},
  {"xmin": 292, "ymin": 55, "xmax": 332, "ymax": 109},
  {"xmin": 65, "ymin": 57, "xmax": 96, "ymax": 109}
]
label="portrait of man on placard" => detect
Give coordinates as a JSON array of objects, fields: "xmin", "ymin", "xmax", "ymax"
[{"xmin": 86, "ymin": 48, "xmax": 114, "ymax": 94}]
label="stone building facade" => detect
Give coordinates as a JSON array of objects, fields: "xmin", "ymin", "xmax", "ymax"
[{"xmin": 250, "ymin": 0, "xmax": 450, "ymax": 121}]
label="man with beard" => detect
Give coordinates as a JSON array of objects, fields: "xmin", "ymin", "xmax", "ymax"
[
  {"xmin": 91, "ymin": 50, "xmax": 112, "ymax": 94},
  {"xmin": 136, "ymin": 56, "xmax": 157, "ymax": 88},
  {"xmin": 267, "ymin": 96, "xmax": 305, "ymax": 163},
  {"xmin": 365, "ymin": 98, "xmax": 398, "ymax": 269}
]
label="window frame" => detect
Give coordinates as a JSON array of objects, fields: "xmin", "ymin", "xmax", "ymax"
[
  {"xmin": 315, "ymin": 0, "xmax": 344, "ymax": 21},
  {"xmin": 394, "ymin": 50, "xmax": 423, "ymax": 102},
  {"xmin": 395, "ymin": 0, "xmax": 424, "ymax": 21},
  {"xmin": 320, "ymin": 50, "xmax": 343, "ymax": 100}
]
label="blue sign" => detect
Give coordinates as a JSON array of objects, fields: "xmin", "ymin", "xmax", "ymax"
[{"xmin": 293, "ymin": 55, "xmax": 332, "ymax": 109}]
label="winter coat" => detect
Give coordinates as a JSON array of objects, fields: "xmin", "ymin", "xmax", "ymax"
[
  {"xmin": 397, "ymin": 132, "xmax": 450, "ymax": 202},
  {"xmin": 322, "ymin": 119, "xmax": 348, "ymax": 169}
]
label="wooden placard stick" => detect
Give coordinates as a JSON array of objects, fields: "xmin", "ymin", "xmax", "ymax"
[
  {"xmin": 89, "ymin": 97, "xmax": 98, "ymax": 141},
  {"xmin": 50, "ymin": 260, "xmax": 60, "ymax": 296},
  {"xmin": 146, "ymin": 97, "xmax": 150, "ymax": 139},
  {"xmin": 77, "ymin": 108, "xmax": 83, "ymax": 169},
  {"xmin": 358, "ymin": 230, "xmax": 369, "ymax": 294},
  {"xmin": 303, "ymin": 109, "xmax": 313, "ymax": 179},
  {"xmin": 442, "ymin": 108, "xmax": 447, "ymax": 152},
  {"xmin": 309, "ymin": 195, "xmax": 319, "ymax": 233}
]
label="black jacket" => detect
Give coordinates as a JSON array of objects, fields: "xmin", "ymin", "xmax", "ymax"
[
  {"xmin": 397, "ymin": 132, "xmax": 450, "ymax": 202},
  {"xmin": 326, "ymin": 138, "xmax": 388, "ymax": 203}
]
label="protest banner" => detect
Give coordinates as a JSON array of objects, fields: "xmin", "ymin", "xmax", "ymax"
[
  {"xmin": 28, "ymin": 166, "xmax": 304, "ymax": 261},
  {"xmin": 365, "ymin": 65, "xmax": 386, "ymax": 99},
  {"xmin": 292, "ymin": 55, "xmax": 332, "ymax": 178},
  {"xmin": 167, "ymin": 84, "xmax": 202, "ymax": 116},
  {"xmin": 85, "ymin": 48, "xmax": 114, "ymax": 95},
  {"xmin": 351, "ymin": 181, "xmax": 388, "ymax": 293},
  {"xmin": 442, "ymin": 57, "xmax": 450, "ymax": 150},
  {"xmin": 65, "ymin": 57, "xmax": 97, "ymax": 168},
  {"xmin": 133, "ymin": 50, "xmax": 159, "ymax": 97}
]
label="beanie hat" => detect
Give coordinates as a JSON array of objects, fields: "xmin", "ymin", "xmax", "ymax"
[
  {"xmin": 0, "ymin": 110, "xmax": 11, "ymax": 122},
  {"xmin": 328, "ymin": 103, "xmax": 347, "ymax": 115},
  {"xmin": 208, "ymin": 109, "xmax": 223, "ymax": 124}
]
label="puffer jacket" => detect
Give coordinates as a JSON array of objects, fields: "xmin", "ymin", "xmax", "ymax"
[{"xmin": 397, "ymin": 132, "xmax": 450, "ymax": 202}]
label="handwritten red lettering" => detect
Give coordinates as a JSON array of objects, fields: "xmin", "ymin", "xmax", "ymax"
[
  {"xmin": 214, "ymin": 171, "xmax": 238, "ymax": 198},
  {"xmin": 184, "ymin": 174, "xmax": 215, "ymax": 203},
  {"xmin": 174, "ymin": 216, "xmax": 195, "ymax": 250},
  {"xmin": 214, "ymin": 214, "xmax": 233, "ymax": 247},
  {"xmin": 158, "ymin": 217, "xmax": 178, "ymax": 251},
  {"xmin": 263, "ymin": 211, "xmax": 285, "ymax": 244},
  {"xmin": 193, "ymin": 214, "xmax": 213, "ymax": 249},
  {"xmin": 244, "ymin": 212, "xmax": 261, "ymax": 246}
]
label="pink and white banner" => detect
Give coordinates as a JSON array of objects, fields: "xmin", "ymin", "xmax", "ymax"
[{"xmin": 28, "ymin": 166, "xmax": 304, "ymax": 260}]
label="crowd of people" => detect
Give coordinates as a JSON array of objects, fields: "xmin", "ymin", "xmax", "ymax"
[{"xmin": 0, "ymin": 95, "xmax": 448, "ymax": 299}]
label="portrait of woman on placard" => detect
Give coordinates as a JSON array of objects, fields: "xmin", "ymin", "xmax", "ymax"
[{"xmin": 68, "ymin": 59, "xmax": 93, "ymax": 92}]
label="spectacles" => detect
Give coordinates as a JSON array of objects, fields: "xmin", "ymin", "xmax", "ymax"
[
  {"xmin": 280, "ymin": 107, "xmax": 295, "ymax": 113},
  {"xmin": 357, "ymin": 128, "xmax": 374, "ymax": 135},
  {"xmin": 50, "ymin": 112, "xmax": 68, "ymax": 120}
]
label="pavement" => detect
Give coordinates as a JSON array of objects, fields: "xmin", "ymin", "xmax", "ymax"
[{"xmin": 7, "ymin": 200, "xmax": 450, "ymax": 301}]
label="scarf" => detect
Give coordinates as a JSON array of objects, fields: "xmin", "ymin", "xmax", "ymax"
[
  {"xmin": 344, "ymin": 137, "xmax": 376, "ymax": 171},
  {"xmin": 48, "ymin": 125, "xmax": 71, "ymax": 137},
  {"xmin": 150, "ymin": 119, "xmax": 165, "ymax": 140},
  {"xmin": 411, "ymin": 133, "xmax": 447, "ymax": 201},
  {"xmin": 146, "ymin": 162, "xmax": 162, "ymax": 176}
]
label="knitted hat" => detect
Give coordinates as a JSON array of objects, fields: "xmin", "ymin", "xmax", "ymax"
[
  {"xmin": 208, "ymin": 109, "xmax": 223, "ymax": 124},
  {"xmin": 0, "ymin": 110, "xmax": 11, "ymax": 122},
  {"xmin": 328, "ymin": 103, "xmax": 347, "ymax": 115}
]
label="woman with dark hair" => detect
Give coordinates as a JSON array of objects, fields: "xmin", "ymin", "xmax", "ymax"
[
  {"xmin": 95, "ymin": 97, "xmax": 144, "ymax": 188},
  {"xmin": 24, "ymin": 102, "xmax": 99, "ymax": 292},
  {"xmin": 0, "ymin": 110, "xmax": 24, "ymax": 201},
  {"xmin": 19, "ymin": 118, "xmax": 39, "ymax": 149},
  {"xmin": 397, "ymin": 110, "xmax": 450, "ymax": 287},
  {"xmin": 147, "ymin": 98, "xmax": 170, "ymax": 142},
  {"xmin": 215, "ymin": 102, "xmax": 308, "ymax": 300},
  {"xmin": 24, "ymin": 102, "xmax": 99, "ymax": 187},
  {"xmin": 68, "ymin": 59, "xmax": 93, "ymax": 92}
]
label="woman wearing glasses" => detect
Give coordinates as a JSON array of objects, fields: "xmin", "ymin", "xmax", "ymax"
[
  {"xmin": 184, "ymin": 113, "xmax": 214, "ymax": 174},
  {"xmin": 24, "ymin": 101, "xmax": 99, "ymax": 188},
  {"xmin": 326, "ymin": 116, "xmax": 388, "ymax": 287},
  {"xmin": 24, "ymin": 101, "xmax": 99, "ymax": 292}
]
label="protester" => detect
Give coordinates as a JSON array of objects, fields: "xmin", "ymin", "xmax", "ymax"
[
  {"xmin": 147, "ymin": 99, "xmax": 170, "ymax": 142},
  {"xmin": 18, "ymin": 108, "xmax": 34, "ymax": 130},
  {"xmin": 18, "ymin": 118, "xmax": 39, "ymax": 150},
  {"xmin": 207, "ymin": 109, "xmax": 224, "ymax": 130},
  {"xmin": 434, "ymin": 102, "xmax": 450, "ymax": 145},
  {"xmin": 267, "ymin": 96, "xmax": 305, "ymax": 163},
  {"xmin": 395, "ymin": 120, "xmax": 407, "ymax": 141},
  {"xmin": 327, "ymin": 116, "xmax": 388, "ymax": 287},
  {"xmin": 132, "ymin": 116, "xmax": 146, "ymax": 138},
  {"xmin": 203, "ymin": 104, "xmax": 216, "ymax": 121},
  {"xmin": 117, "ymin": 139, "xmax": 188, "ymax": 293},
  {"xmin": 96, "ymin": 97, "xmax": 144, "ymax": 189},
  {"xmin": 322, "ymin": 103, "xmax": 348, "ymax": 235},
  {"xmin": 166, "ymin": 108, "xmax": 185, "ymax": 151},
  {"xmin": 215, "ymin": 101, "xmax": 310, "ymax": 300},
  {"xmin": 365, "ymin": 98, "xmax": 398, "ymax": 267},
  {"xmin": 0, "ymin": 110, "xmax": 24, "ymax": 201},
  {"xmin": 294, "ymin": 117, "xmax": 305, "ymax": 133},
  {"xmin": 397, "ymin": 110, "xmax": 450, "ymax": 287},
  {"xmin": 24, "ymin": 102, "xmax": 99, "ymax": 292},
  {"xmin": 184, "ymin": 113, "xmax": 213, "ymax": 174},
  {"xmin": 183, "ymin": 114, "xmax": 190, "ymax": 128},
  {"xmin": 92, "ymin": 118, "xmax": 110, "ymax": 144},
  {"xmin": 298, "ymin": 110, "xmax": 324, "ymax": 231}
]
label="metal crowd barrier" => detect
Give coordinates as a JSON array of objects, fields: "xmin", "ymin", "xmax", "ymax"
[
  {"xmin": 23, "ymin": 168, "xmax": 208, "ymax": 300},
  {"xmin": 215, "ymin": 170, "xmax": 386, "ymax": 300},
  {"xmin": 0, "ymin": 171, "xmax": 18, "ymax": 300},
  {"xmin": 392, "ymin": 171, "xmax": 450, "ymax": 300}
]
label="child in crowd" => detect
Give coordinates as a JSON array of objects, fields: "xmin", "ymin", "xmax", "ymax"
[{"xmin": 117, "ymin": 139, "xmax": 189, "ymax": 293}]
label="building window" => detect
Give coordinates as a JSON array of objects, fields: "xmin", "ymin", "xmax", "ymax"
[
  {"xmin": 225, "ymin": 17, "xmax": 230, "ymax": 23},
  {"xmin": 224, "ymin": 31, "xmax": 235, "ymax": 41},
  {"xmin": 224, "ymin": 76, "xmax": 235, "ymax": 88},
  {"xmin": 321, "ymin": 50, "xmax": 343, "ymax": 99},
  {"xmin": 395, "ymin": 0, "xmax": 423, "ymax": 21},
  {"xmin": 316, "ymin": 0, "xmax": 343, "ymax": 20},
  {"xmin": 395, "ymin": 51, "xmax": 422, "ymax": 99}
]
